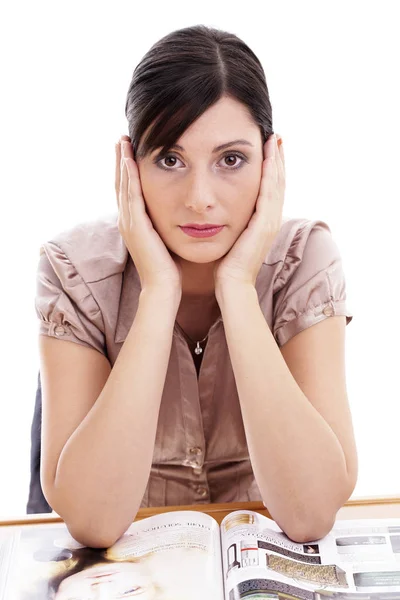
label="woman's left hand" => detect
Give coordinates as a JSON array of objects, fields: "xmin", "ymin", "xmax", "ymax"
[{"xmin": 214, "ymin": 133, "xmax": 285, "ymax": 292}]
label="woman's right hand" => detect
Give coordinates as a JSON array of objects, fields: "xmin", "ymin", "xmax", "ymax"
[{"xmin": 115, "ymin": 135, "xmax": 182, "ymax": 299}]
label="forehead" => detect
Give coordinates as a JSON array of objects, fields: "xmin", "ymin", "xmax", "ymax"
[
  {"xmin": 138, "ymin": 95, "xmax": 261, "ymax": 159},
  {"xmin": 177, "ymin": 96, "xmax": 259, "ymax": 145}
]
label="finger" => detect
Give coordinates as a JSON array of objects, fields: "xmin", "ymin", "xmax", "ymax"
[
  {"xmin": 115, "ymin": 136, "xmax": 132, "ymax": 208},
  {"xmin": 121, "ymin": 143, "xmax": 148, "ymax": 225},
  {"xmin": 115, "ymin": 141, "xmax": 121, "ymax": 207},
  {"xmin": 255, "ymin": 143, "xmax": 279, "ymax": 215},
  {"xmin": 120, "ymin": 149, "xmax": 129, "ymax": 224},
  {"xmin": 274, "ymin": 134, "xmax": 285, "ymax": 176},
  {"xmin": 117, "ymin": 135, "xmax": 133, "ymax": 199},
  {"xmin": 264, "ymin": 136, "xmax": 279, "ymax": 182},
  {"xmin": 262, "ymin": 136, "xmax": 278, "ymax": 189},
  {"xmin": 264, "ymin": 133, "xmax": 283, "ymax": 171},
  {"xmin": 267, "ymin": 133, "xmax": 285, "ymax": 185},
  {"xmin": 278, "ymin": 137, "xmax": 285, "ymax": 174},
  {"xmin": 263, "ymin": 132, "xmax": 276, "ymax": 161},
  {"xmin": 121, "ymin": 137, "xmax": 134, "ymax": 160},
  {"xmin": 122, "ymin": 143, "xmax": 143, "ymax": 203}
]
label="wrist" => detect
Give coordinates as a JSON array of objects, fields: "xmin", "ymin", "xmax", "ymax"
[
  {"xmin": 139, "ymin": 285, "xmax": 181, "ymax": 314},
  {"xmin": 215, "ymin": 280, "xmax": 257, "ymax": 308}
]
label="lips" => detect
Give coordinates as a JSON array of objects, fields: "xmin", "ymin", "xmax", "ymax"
[
  {"xmin": 181, "ymin": 223, "xmax": 223, "ymax": 230},
  {"xmin": 179, "ymin": 224, "xmax": 225, "ymax": 238}
]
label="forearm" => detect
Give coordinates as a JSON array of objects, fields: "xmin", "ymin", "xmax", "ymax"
[
  {"xmin": 217, "ymin": 283, "xmax": 353, "ymax": 541},
  {"xmin": 51, "ymin": 288, "xmax": 179, "ymax": 547}
]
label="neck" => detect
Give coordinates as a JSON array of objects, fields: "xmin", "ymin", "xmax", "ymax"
[
  {"xmin": 177, "ymin": 256, "xmax": 217, "ymax": 298},
  {"xmin": 174, "ymin": 257, "xmax": 221, "ymax": 343}
]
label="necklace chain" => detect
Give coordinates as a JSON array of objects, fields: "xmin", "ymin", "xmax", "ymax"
[{"xmin": 181, "ymin": 329, "xmax": 209, "ymax": 355}]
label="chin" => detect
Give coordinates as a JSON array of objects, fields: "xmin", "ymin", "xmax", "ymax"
[{"xmin": 171, "ymin": 244, "xmax": 230, "ymax": 264}]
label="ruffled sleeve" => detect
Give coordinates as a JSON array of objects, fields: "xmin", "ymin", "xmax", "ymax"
[
  {"xmin": 35, "ymin": 242, "xmax": 105, "ymax": 355},
  {"xmin": 272, "ymin": 220, "xmax": 353, "ymax": 347}
]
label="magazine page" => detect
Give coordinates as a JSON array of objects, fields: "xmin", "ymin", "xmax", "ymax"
[
  {"xmin": 220, "ymin": 511, "xmax": 400, "ymax": 600},
  {"xmin": 318, "ymin": 518, "xmax": 400, "ymax": 565},
  {"xmin": 317, "ymin": 518, "xmax": 400, "ymax": 593},
  {"xmin": 2, "ymin": 510, "xmax": 223, "ymax": 600},
  {"xmin": 0, "ymin": 529, "xmax": 17, "ymax": 600}
]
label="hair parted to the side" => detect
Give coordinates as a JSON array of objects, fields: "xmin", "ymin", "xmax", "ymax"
[{"xmin": 125, "ymin": 25, "xmax": 274, "ymax": 159}]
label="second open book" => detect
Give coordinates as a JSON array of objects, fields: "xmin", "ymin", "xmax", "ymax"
[{"xmin": 2, "ymin": 508, "xmax": 400, "ymax": 599}]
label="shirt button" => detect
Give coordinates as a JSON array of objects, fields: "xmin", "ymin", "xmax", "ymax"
[
  {"xmin": 189, "ymin": 447, "xmax": 202, "ymax": 456},
  {"xmin": 54, "ymin": 325, "xmax": 66, "ymax": 337},
  {"xmin": 193, "ymin": 467, "xmax": 203, "ymax": 476},
  {"xmin": 323, "ymin": 306, "xmax": 334, "ymax": 317},
  {"xmin": 196, "ymin": 486, "xmax": 208, "ymax": 498}
]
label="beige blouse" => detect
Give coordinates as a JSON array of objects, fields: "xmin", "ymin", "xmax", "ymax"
[{"xmin": 35, "ymin": 213, "xmax": 353, "ymax": 508}]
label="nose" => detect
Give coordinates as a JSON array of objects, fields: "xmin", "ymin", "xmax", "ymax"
[{"xmin": 183, "ymin": 170, "xmax": 216, "ymax": 213}]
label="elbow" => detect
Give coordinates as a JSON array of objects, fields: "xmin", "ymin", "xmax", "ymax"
[
  {"xmin": 65, "ymin": 516, "xmax": 136, "ymax": 549},
  {"xmin": 271, "ymin": 503, "xmax": 338, "ymax": 543},
  {"xmin": 288, "ymin": 477, "xmax": 358, "ymax": 542},
  {"xmin": 283, "ymin": 513, "xmax": 336, "ymax": 543},
  {"xmin": 66, "ymin": 523, "xmax": 122, "ymax": 549},
  {"xmin": 45, "ymin": 495, "xmax": 137, "ymax": 549},
  {"xmin": 273, "ymin": 475, "xmax": 357, "ymax": 543}
]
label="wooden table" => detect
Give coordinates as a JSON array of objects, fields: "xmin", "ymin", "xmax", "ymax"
[{"xmin": 1, "ymin": 495, "xmax": 400, "ymax": 528}]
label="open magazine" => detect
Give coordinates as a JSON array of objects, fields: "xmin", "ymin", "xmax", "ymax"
[{"xmin": 2, "ymin": 510, "xmax": 400, "ymax": 599}]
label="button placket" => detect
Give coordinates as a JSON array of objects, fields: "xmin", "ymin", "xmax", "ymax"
[
  {"xmin": 183, "ymin": 446, "xmax": 204, "ymax": 469},
  {"xmin": 189, "ymin": 447, "xmax": 202, "ymax": 456},
  {"xmin": 176, "ymin": 331, "xmax": 207, "ymax": 475},
  {"xmin": 195, "ymin": 486, "xmax": 209, "ymax": 499}
]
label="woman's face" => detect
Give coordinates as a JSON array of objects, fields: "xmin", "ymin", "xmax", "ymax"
[
  {"xmin": 137, "ymin": 95, "xmax": 264, "ymax": 265},
  {"xmin": 54, "ymin": 562, "xmax": 157, "ymax": 599}
]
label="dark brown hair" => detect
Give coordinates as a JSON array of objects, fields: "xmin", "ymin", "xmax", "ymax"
[{"xmin": 125, "ymin": 25, "xmax": 274, "ymax": 159}]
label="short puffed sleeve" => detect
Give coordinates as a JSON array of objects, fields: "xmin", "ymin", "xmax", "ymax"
[
  {"xmin": 35, "ymin": 242, "xmax": 105, "ymax": 355},
  {"xmin": 272, "ymin": 221, "xmax": 353, "ymax": 347}
]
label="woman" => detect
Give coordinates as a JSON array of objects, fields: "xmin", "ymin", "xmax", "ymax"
[
  {"xmin": 51, "ymin": 559, "xmax": 158, "ymax": 600},
  {"xmin": 16, "ymin": 522, "xmax": 219, "ymax": 599},
  {"xmin": 22, "ymin": 546, "xmax": 210, "ymax": 599},
  {"xmin": 36, "ymin": 25, "xmax": 358, "ymax": 548},
  {"xmin": 48, "ymin": 546, "xmax": 217, "ymax": 600},
  {"xmin": 24, "ymin": 547, "xmax": 160, "ymax": 599}
]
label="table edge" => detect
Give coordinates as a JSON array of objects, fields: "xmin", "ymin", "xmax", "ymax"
[{"xmin": 1, "ymin": 494, "xmax": 399, "ymax": 527}]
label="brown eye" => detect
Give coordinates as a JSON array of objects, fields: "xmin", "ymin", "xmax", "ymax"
[
  {"xmin": 156, "ymin": 154, "xmax": 184, "ymax": 170},
  {"xmin": 164, "ymin": 156, "xmax": 177, "ymax": 167},
  {"xmin": 224, "ymin": 155, "xmax": 238, "ymax": 166},
  {"xmin": 219, "ymin": 152, "xmax": 247, "ymax": 170}
]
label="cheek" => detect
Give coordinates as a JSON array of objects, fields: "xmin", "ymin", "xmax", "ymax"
[
  {"xmin": 137, "ymin": 166, "xmax": 156, "ymax": 208},
  {"xmin": 244, "ymin": 162, "xmax": 263, "ymax": 199},
  {"xmin": 230, "ymin": 170, "xmax": 261, "ymax": 221},
  {"xmin": 137, "ymin": 167, "xmax": 168, "ymax": 226}
]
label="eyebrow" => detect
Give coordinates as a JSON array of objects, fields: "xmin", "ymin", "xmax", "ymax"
[{"xmin": 168, "ymin": 139, "xmax": 254, "ymax": 153}]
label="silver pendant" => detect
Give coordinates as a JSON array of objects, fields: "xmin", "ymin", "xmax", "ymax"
[{"xmin": 194, "ymin": 343, "xmax": 203, "ymax": 355}]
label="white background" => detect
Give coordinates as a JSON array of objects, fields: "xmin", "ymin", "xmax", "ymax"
[{"xmin": 0, "ymin": 0, "xmax": 399, "ymax": 517}]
